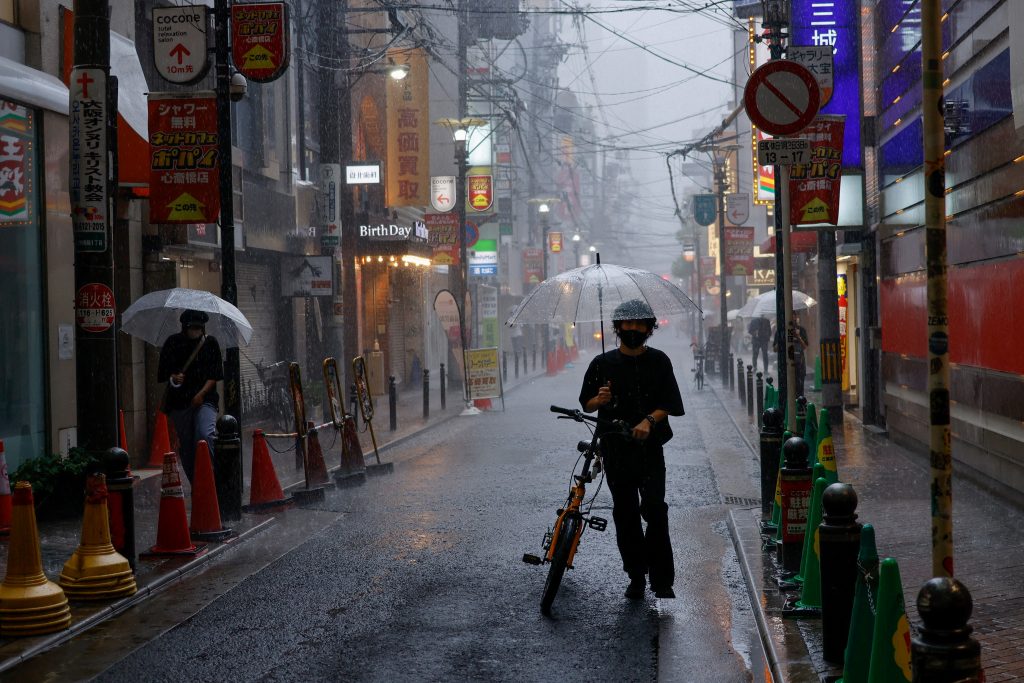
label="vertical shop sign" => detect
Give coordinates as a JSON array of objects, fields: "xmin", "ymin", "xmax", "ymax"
[
  {"xmin": 523, "ymin": 248, "xmax": 543, "ymax": 286},
  {"xmin": 467, "ymin": 174, "xmax": 493, "ymax": 212},
  {"xmin": 231, "ymin": 2, "xmax": 290, "ymax": 83},
  {"xmin": 386, "ymin": 48, "xmax": 429, "ymax": 206},
  {"xmin": 319, "ymin": 163, "xmax": 341, "ymax": 247},
  {"xmin": 425, "ymin": 212, "xmax": 460, "ymax": 265},
  {"xmin": 0, "ymin": 100, "xmax": 34, "ymax": 225},
  {"xmin": 479, "ymin": 285, "xmax": 498, "ymax": 348},
  {"xmin": 724, "ymin": 226, "xmax": 755, "ymax": 276},
  {"xmin": 548, "ymin": 231, "xmax": 562, "ymax": 253},
  {"xmin": 789, "ymin": 115, "xmax": 845, "ymax": 225},
  {"xmin": 148, "ymin": 92, "xmax": 220, "ymax": 224},
  {"xmin": 838, "ymin": 273, "xmax": 849, "ymax": 391},
  {"xmin": 754, "ymin": 129, "xmax": 775, "ymax": 204},
  {"xmin": 70, "ymin": 67, "xmax": 108, "ymax": 251}
]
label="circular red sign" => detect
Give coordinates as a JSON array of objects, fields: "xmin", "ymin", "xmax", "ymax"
[
  {"xmin": 743, "ymin": 61, "xmax": 821, "ymax": 137},
  {"xmin": 76, "ymin": 283, "xmax": 116, "ymax": 333}
]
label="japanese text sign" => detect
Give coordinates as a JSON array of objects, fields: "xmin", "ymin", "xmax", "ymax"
[
  {"xmin": 789, "ymin": 115, "xmax": 845, "ymax": 226},
  {"xmin": 148, "ymin": 92, "xmax": 220, "ymax": 224},
  {"xmin": 425, "ymin": 212, "xmax": 460, "ymax": 265},
  {"xmin": 70, "ymin": 67, "xmax": 109, "ymax": 251},
  {"xmin": 724, "ymin": 227, "xmax": 755, "ymax": 276},
  {"xmin": 231, "ymin": 2, "xmax": 290, "ymax": 83},
  {"xmin": 786, "ymin": 45, "xmax": 834, "ymax": 105},
  {"xmin": 467, "ymin": 347, "xmax": 501, "ymax": 400},
  {"xmin": 0, "ymin": 99, "xmax": 35, "ymax": 226},
  {"xmin": 467, "ymin": 174, "xmax": 493, "ymax": 212},
  {"xmin": 386, "ymin": 48, "xmax": 429, "ymax": 206},
  {"xmin": 76, "ymin": 283, "xmax": 115, "ymax": 333}
]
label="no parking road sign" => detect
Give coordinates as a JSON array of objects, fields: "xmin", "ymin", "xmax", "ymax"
[{"xmin": 744, "ymin": 61, "xmax": 820, "ymax": 137}]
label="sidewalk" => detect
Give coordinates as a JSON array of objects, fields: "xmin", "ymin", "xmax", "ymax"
[
  {"xmin": 711, "ymin": 372, "xmax": 1024, "ymax": 682},
  {"xmin": 0, "ymin": 354, "xmax": 550, "ymax": 673}
]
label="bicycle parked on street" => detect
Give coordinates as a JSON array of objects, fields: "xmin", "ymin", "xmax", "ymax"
[{"xmin": 522, "ymin": 405, "xmax": 630, "ymax": 615}]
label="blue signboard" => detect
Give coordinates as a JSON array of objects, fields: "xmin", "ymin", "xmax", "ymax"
[
  {"xmin": 791, "ymin": 0, "xmax": 861, "ymax": 168},
  {"xmin": 470, "ymin": 264, "xmax": 498, "ymax": 276},
  {"xmin": 693, "ymin": 194, "xmax": 717, "ymax": 226}
]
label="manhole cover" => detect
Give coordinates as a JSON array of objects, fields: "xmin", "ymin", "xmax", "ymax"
[{"xmin": 722, "ymin": 495, "xmax": 760, "ymax": 506}]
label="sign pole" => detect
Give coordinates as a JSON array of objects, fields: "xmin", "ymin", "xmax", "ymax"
[
  {"xmin": 71, "ymin": 0, "xmax": 118, "ymax": 452},
  {"xmin": 779, "ymin": 163, "xmax": 797, "ymax": 434},
  {"xmin": 717, "ymin": 165, "xmax": 729, "ymax": 387}
]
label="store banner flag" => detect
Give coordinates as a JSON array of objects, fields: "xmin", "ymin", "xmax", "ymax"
[
  {"xmin": 425, "ymin": 212, "xmax": 460, "ymax": 265},
  {"xmin": 386, "ymin": 48, "xmax": 429, "ymax": 207},
  {"xmin": 724, "ymin": 226, "xmax": 755, "ymax": 276},
  {"xmin": 231, "ymin": 2, "xmax": 290, "ymax": 83},
  {"xmin": 148, "ymin": 92, "xmax": 220, "ymax": 224},
  {"xmin": 789, "ymin": 115, "xmax": 845, "ymax": 226}
]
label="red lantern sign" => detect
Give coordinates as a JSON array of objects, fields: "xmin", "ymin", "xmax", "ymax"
[{"xmin": 231, "ymin": 2, "xmax": 290, "ymax": 83}]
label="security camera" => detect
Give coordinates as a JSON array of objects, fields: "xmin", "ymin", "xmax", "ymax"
[{"xmin": 229, "ymin": 71, "xmax": 247, "ymax": 102}]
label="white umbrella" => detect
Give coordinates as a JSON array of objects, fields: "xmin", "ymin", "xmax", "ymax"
[
  {"xmin": 121, "ymin": 287, "xmax": 253, "ymax": 347},
  {"xmin": 736, "ymin": 297, "xmax": 759, "ymax": 319},
  {"xmin": 749, "ymin": 289, "xmax": 816, "ymax": 318}
]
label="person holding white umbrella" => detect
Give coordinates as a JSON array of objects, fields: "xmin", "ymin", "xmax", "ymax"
[{"xmin": 157, "ymin": 310, "xmax": 224, "ymax": 484}]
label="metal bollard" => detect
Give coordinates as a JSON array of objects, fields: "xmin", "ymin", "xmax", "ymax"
[
  {"xmin": 502, "ymin": 351, "xmax": 508, "ymax": 382},
  {"xmin": 104, "ymin": 447, "xmax": 136, "ymax": 572},
  {"xmin": 912, "ymin": 578, "xmax": 983, "ymax": 682},
  {"xmin": 388, "ymin": 376, "xmax": 397, "ymax": 432},
  {"xmin": 796, "ymin": 395, "xmax": 808, "ymax": 435},
  {"xmin": 423, "ymin": 369, "xmax": 430, "ymax": 420},
  {"xmin": 755, "ymin": 372, "xmax": 765, "ymax": 429},
  {"xmin": 759, "ymin": 407, "xmax": 784, "ymax": 515},
  {"xmin": 779, "ymin": 437, "xmax": 812, "ymax": 573},
  {"xmin": 729, "ymin": 353, "xmax": 735, "ymax": 391},
  {"xmin": 214, "ymin": 415, "xmax": 243, "ymax": 522},
  {"xmin": 819, "ymin": 483, "xmax": 862, "ymax": 664},
  {"xmin": 440, "ymin": 363, "xmax": 446, "ymax": 410},
  {"xmin": 746, "ymin": 365, "xmax": 755, "ymax": 417},
  {"xmin": 737, "ymin": 358, "xmax": 745, "ymax": 405}
]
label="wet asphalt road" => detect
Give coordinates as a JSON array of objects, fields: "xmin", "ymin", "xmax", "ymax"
[{"xmin": 14, "ymin": 337, "xmax": 763, "ymax": 682}]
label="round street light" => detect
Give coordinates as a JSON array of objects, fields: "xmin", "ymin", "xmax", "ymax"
[
  {"xmin": 572, "ymin": 232, "xmax": 581, "ymax": 242},
  {"xmin": 388, "ymin": 61, "xmax": 410, "ymax": 80},
  {"xmin": 538, "ymin": 203, "xmax": 550, "ymax": 214}
]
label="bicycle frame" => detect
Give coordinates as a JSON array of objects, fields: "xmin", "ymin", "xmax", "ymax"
[{"xmin": 545, "ymin": 456, "xmax": 595, "ymax": 569}]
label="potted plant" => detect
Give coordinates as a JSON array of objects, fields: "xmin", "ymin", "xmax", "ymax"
[{"xmin": 10, "ymin": 448, "xmax": 102, "ymax": 520}]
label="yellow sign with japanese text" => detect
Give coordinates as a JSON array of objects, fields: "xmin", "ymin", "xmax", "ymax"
[
  {"xmin": 385, "ymin": 48, "xmax": 429, "ymax": 206},
  {"xmin": 467, "ymin": 348, "xmax": 501, "ymax": 400}
]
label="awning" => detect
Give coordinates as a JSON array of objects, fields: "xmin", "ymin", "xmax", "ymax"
[
  {"xmin": 760, "ymin": 231, "xmax": 819, "ymax": 254},
  {"xmin": 0, "ymin": 55, "xmax": 69, "ymax": 114}
]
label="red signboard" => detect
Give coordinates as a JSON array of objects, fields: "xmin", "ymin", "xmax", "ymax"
[
  {"xmin": 523, "ymin": 248, "xmax": 544, "ymax": 286},
  {"xmin": 724, "ymin": 226, "xmax": 755, "ymax": 276},
  {"xmin": 76, "ymin": 283, "xmax": 115, "ymax": 332},
  {"xmin": 790, "ymin": 115, "xmax": 845, "ymax": 225},
  {"xmin": 467, "ymin": 174, "xmax": 493, "ymax": 212},
  {"xmin": 231, "ymin": 2, "xmax": 290, "ymax": 83},
  {"xmin": 148, "ymin": 92, "xmax": 220, "ymax": 224},
  {"xmin": 425, "ymin": 212, "xmax": 460, "ymax": 265}
]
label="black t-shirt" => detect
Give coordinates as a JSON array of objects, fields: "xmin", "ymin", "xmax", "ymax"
[
  {"xmin": 157, "ymin": 333, "xmax": 224, "ymax": 411},
  {"xmin": 748, "ymin": 317, "xmax": 771, "ymax": 343},
  {"xmin": 578, "ymin": 347, "xmax": 685, "ymax": 446}
]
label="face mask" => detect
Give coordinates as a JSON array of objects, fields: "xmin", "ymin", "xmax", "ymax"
[{"xmin": 618, "ymin": 329, "xmax": 648, "ymax": 349}]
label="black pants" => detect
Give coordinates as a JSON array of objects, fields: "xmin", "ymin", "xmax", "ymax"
[
  {"xmin": 794, "ymin": 356, "xmax": 806, "ymax": 399},
  {"xmin": 751, "ymin": 340, "xmax": 769, "ymax": 373},
  {"xmin": 603, "ymin": 445, "xmax": 674, "ymax": 589}
]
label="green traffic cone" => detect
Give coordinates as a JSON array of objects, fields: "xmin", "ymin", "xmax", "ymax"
[
  {"xmin": 795, "ymin": 468, "xmax": 826, "ymax": 585},
  {"xmin": 814, "ymin": 355, "xmax": 822, "ymax": 391},
  {"xmin": 866, "ymin": 558, "xmax": 912, "ymax": 683},
  {"xmin": 839, "ymin": 524, "xmax": 879, "ymax": 683},
  {"xmin": 803, "ymin": 403, "xmax": 818, "ymax": 466},
  {"xmin": 771, "ymin": 431, "xmax": 792, "ymax": 539},
  {"xmin": 792, "ymin": 477, "xmax": 827, "ymax": 611},
  {"xmin": 817, "ymin": 408, "xmax": 838, "ymax": 484}
]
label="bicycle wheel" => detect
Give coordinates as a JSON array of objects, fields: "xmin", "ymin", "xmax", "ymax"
[{"xmin": 540, "ymin": 515, "xmax": 580, "ymax": 615}]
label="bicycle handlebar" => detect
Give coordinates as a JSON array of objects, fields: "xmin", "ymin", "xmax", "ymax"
[{"xmin": 549, "ymin": 405, "xmax": 596, "ymax": 423}]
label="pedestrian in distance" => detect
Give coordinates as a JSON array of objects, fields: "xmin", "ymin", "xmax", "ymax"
[
  {"xmin": 158, "ymin": 309, "xmax": 224, "ymax": 485},
  {"xmin": 748, "ymin": 314, "xmax": 772, "ymax": 374},
  {"xmin": 579, "ymin": 299, "xmax": 685, "ymax": 600},
  {"xmin": 774, "ymin": 313, "xmax": 809, "ymax": 399}
]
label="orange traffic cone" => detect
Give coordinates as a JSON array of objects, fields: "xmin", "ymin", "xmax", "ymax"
[
  {"xmin": 0, "ymin": 482, "xmax": 71, "ymax": 636},
  {"xmin": 142, "ymin": 453, "xmax": 205, "ymax": 557},
  {"xmin": 59, "ymin": 474, "xmax": 136, "ymax": 600},
  {"xmin": 189, "ymin": 442, "xmax": 232, "ymax": 542},
  {"xmin": 148, "ymin": 412, "xmax": 172, "ymax": 468},
  {"xmin": 243, "ymin": 430, "xmax": 293, "ymax": 511},
  {"xmin": 0, "ymin": 440, "xmax": 11, "ymax": 538},
  {"xmin": 473, "ymin": 398, "xmax": 492, "ymax": 411},
  {"xmin": 335, "ymin": 416, "xmax": 367, "ymax": 488}
]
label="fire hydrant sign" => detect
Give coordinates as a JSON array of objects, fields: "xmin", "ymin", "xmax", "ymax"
[
  {"xmin": 231, "ymin": 2, "xmax": 290, "ymax": 83},
  {"xmin": 70, "ymin": 66, "xmax": 109, "ymax": 252},
  {"xmin": 148, "ymin": 92, "xmax": 220, "ymax": 224},
  {"xmin": 152, "ymin": 5, "xmax": 209, "ymax": 85},
  {"xmin": 76, "ymin": 283, "xmax": 115, "ymax": 333}
]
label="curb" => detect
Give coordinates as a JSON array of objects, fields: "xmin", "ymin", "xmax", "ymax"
[{"xmin": 0, "ymin": 517, "xmax": 276, "ymax": 674}]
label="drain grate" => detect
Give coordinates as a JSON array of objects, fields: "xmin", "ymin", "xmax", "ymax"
[{"xmin": 722, "ymin": 495, "xmax": 760, "ymax": 506}]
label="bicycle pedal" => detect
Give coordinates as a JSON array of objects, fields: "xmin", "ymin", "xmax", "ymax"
[
  {"xmin": 587, "ymin": 516, "xmax": 608, "ymax": 532},
  {"xmin": 522, "ymin": 553, "xmax": 542, "ymax": 565}
]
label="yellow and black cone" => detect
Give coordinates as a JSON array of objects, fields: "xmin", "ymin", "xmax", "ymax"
[
  {"xmin": 59, "ymin": 473, "xmax": 137, "ymax": 600},
  {"xmin": 816, "ymin": 408, "xmax": 839, "ymax": 485},
  {"xmin": 866, "ymin": 557, "xmax": 912, "ymax": 682},
  {"xmin": 0, "ymin": 482, "xmax": 71, "ymax": 636}
]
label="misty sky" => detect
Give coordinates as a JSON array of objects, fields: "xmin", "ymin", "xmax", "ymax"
[{"xmin": 557, "ymin": 5, "xmax": 737, "ymax": 275}]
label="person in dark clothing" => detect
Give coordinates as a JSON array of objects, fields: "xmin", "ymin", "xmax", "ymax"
[
  {"xmin": 773, "ymin": 314, "xmax": 809, "ymax": 399},
  {"xmin": 157, "ymin": 309, "xmax": 224, "ymax": 484},
  {"xmin": 748, "ymin": 314, "xmax": 772, "ymax": 373},
  {"xmin": 579, "ymin": 299, "xmax": 685, "ymax": 600}
]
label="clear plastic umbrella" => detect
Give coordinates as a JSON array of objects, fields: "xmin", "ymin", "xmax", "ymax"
[
  {"xmin": 749, "ymin": 289, "xmax": 816, "ymax": 318},
  {"xmin": 121, "ymin": 288, "xmax": 253, "ymax": 347},
  {"xmin": 505, "ymin": 262, "xmax": 701, "ymax": 351}
]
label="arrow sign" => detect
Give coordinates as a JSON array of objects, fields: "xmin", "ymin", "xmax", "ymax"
[{"xmin": 169, "ymin": 43, "xmax": 190, "ymax": 64}]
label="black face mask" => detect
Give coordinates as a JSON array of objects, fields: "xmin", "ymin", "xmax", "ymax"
[{"xmin": 618, "ymin": 329, "xmax": 648, "ymax": 350}]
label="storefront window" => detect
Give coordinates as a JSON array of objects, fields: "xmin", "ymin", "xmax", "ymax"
[{"xmin": 0, "ymin": 98, "xmax": 45, "ymax": 469}]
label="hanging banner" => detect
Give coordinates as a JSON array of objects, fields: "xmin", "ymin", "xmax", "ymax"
[
  {"xmin": 70, "ymin": 66, "xmax": 109, "ymax": 251},
  {"xmin": 0, "ymin": 100, "xmax": 34, "ymax": 226},
  {"xmin": 467, "ymin": 174, "xmax": 493, "ymax": 212},
  {"xmin": 693, "ymin": 194, "xmax": 716, "ymax": 226},
  {"xmin": 318, "ymin": 163, "xmax": 341, "ymax": 247},
  {"xmin": 148, "ymin": 92, "xmax": 220, "ymax": 224},
  {"xmin": 838, "ymin": 273, "xmax": 850, "ymax": 391},
  {"xmin": 789, "ymin": 115, "xmax": 845, "ymax": 226},
  {"xmin": 425, "ymin": 212, "xmax": 460, "ymax": 265},
  {"xmin": 724, "ymin": 226, "xmax": 755, "ymax": 276},
  {"xmin": 386, "ymin": 48, "xmax": 429, "ymax": 206},
  {"xmin": 231, "ymin": 2, "xmax": 290, "ymax": 83},
  {"xmin": 430, "ymin": 175, "xmax": 456, "ymax": 212},
  {"xmin": 523, "ymin": 247, "xmax": 543, "ymax": 286}
]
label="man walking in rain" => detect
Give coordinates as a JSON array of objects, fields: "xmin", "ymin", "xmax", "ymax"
[{"xmin": 579, "ymin": 299, "xmax": 685, "ymax": 600}]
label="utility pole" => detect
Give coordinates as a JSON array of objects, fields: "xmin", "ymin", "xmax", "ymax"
[
  {"xmin": 715, "ymin": 156, "xmax": 729, "ymax": 387},
  {"xmin": 214, "ymin": 0, "xmax": 241, "ymax": 424},
  {"xmin": 71, "ymin": 0, "xmax": 118, "ymax": 451},
  {"xmin": 455, "ymin": 0, "xmax": 471, "ymax": 405},
  {"xmin": 921, "ymin": 0, "xmax": 953, "ymax": 578}
]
